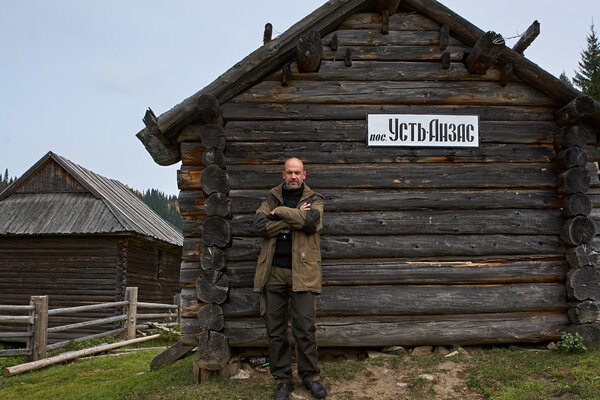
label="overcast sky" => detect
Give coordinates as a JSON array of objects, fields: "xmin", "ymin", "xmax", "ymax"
[{"xmin": 1, "ymin": 1, "xmax": 599, "ymax": 195}]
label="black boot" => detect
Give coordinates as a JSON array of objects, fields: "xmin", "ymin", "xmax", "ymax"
[
  {"xmin": 274, "ymin": 383, "xmax": 292, "ymax": 400},
  {"xmin": 304, "ymin": 380, "xmax": 327, "ymax": 399}
]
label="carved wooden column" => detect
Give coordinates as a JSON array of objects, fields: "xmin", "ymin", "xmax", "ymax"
[
  {"xmin": 555, "ymin": 96, "xmax": 600, "ymax": 346},
  {"xmin": 177, "ymin": 94, "xmax": 232, "ymax": 381}
]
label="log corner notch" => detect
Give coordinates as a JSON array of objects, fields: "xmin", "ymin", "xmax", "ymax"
[
  {"xmin": 554, "ymin": 96, "xmax": 600, "ymax": 349},
  {"xmin": 176, "ymin": 94, "xmax": 233, "ymax": 381},
  {"xmin": 465, "ymin": 31, "xmax": 505, "ymax": 75},
  {"xmin": 296, "ymin": 31, "xmax": 322, "ymax": 73},
  {"xmin": 137, "ymin": 108, "xmax": 180, "ymax": 166}
]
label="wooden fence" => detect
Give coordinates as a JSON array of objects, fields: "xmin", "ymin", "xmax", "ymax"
[{"xmin": 0, "ymin": 287, "xmax": 179, "ymax": 361}]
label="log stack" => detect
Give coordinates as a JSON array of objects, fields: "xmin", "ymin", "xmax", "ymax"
[
  {"xmin": 177, "ymin": 94, "xmax": 232, "ymax": 381},
  {"xmin": 554, "ymin": 97, "xmax": 600, "ymax": 347}
]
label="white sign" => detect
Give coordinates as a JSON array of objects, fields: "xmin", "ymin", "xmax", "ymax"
[{"xmin": 367, "ymin": 114, "xmax": 479, "ymax": 147}]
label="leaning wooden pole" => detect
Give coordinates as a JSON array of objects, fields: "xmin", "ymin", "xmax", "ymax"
[{"xmin": 2, "ymin": 334, "xmax": 160, "ymax": 377}]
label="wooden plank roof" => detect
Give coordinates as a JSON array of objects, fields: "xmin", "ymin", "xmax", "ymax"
[
  {"xmin": 0, "ymin": 152, "xmax": 183, "ymax": 247},
  {"xmin": 136, "ymin": 0, "xmax": 595, "ymax": 166}
]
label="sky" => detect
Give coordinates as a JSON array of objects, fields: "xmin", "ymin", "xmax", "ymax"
[{"xmin": 1, "ymin": 1, "xmax": 599, "ymax": 196}]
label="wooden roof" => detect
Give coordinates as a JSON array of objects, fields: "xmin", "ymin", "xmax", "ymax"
[
  {"xmin": 0, "ymin": 152, "xmax": 183, "ymax": 247},
  {"xmin": 136, "ymin": 0, "xmax": 593, "ymax": 166}
]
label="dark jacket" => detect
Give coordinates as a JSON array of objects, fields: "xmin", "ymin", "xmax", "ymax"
[{"xmin": 254, "ymin": 183, "xmax": 323, "ymax": 293}]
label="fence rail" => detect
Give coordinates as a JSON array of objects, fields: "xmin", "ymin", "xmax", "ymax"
[{"xmin": 0, "ymin": 287, "xmax": 179, "ymax": 362}]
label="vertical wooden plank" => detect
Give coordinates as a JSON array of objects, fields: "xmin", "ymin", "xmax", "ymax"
[
  {"xmin": 30, "ymin": 296, "xmax": 48, "ymax": 361},
  {"xmin": 125, "ymin": 287, "xmax": 138, "ymax": 340}
]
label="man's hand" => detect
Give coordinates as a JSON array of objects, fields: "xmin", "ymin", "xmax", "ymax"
[{"xmin": 300, "ymin": 203, "xmax": 311, "ymax": 211}]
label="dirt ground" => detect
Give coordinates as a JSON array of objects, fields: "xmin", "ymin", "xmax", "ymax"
[{"xmin": 242, "ymin": 351, "xmax": 485, "ymax": 400}]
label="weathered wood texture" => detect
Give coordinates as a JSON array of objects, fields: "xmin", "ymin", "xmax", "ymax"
[
  {"xmin": 226, "ymin": 313, "xmax": 568, "ymax": 347},
  {"xmin": 177, "ymin": 5, "xmax": 570, "ymax": 348},
  {"xmin": 0, "ymin": 236, "xmax": 181, "ymax": 344}
]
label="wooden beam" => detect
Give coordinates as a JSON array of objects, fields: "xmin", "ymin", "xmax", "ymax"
[
  {"xmin": 512, "ymin": 20, "xmax": 540, "ymax": 54},
  {"xmin": 137, "ymin": 109, "xmax": 180, "ymax": 166},
  {"xmin": 499, "ymin": 63, "xmax": 513, "ymax": 87},
  {"xmin": 465, "ymin": 31, "xmax": 504, "ymax": 74}
]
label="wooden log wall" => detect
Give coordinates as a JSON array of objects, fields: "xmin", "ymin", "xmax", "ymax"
[
  {"xmin": 177, "ymin": 95, "xmax": 231, "ymax": 375},
  {"xmin": 0, "ymin": 236, "xmax": 124, "ymax": 343},
  {"xmin": 124, "ymin": 238, "xmax": 181, "ymax": 306},
  {"xmin": 178, "ymin": 7, "xmax": 574, "ymax": 349}
]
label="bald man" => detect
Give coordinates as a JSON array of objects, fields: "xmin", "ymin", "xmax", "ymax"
[{"xmin": 254, "ymin": 158, "xmax": 327, "ymax": 400}]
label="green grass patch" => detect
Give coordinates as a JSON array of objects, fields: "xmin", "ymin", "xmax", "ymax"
[{"xmin": 3, "ymin": 345, "xmax": 600, "ymax": 399}]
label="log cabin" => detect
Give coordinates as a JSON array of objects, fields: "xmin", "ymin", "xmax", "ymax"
[
  {"xmin": 0, "ymin": 151, "xmax": 183, "ymax": 343},
  {"xmin": 134, "ymin": 0, "xmax": 600, "ymax": 378}
]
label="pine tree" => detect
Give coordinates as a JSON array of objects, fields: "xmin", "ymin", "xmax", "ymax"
[
  {"xmin": 573, "ymin": 23, "xmax": 600, "ymax": 101},
  {"xmin": 560, "ymin": 72, "xmax": 574, "ymax": 87}
]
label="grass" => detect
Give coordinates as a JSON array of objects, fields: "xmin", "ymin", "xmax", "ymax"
[{"xmin": 2, "ymin": 343, "xmax": 600, "ymax": 399}]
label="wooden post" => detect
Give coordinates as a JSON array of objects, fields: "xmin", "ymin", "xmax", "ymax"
[
  {"xmin": 439, "ymin": 24, "xmax": 449, "ymax": 50},
  {"xmin": 263, "ymin": 23, "xmax": 273, "ymax": 44},
  {"xmin": 499, "ymin": 63, "xmax": 513, "ymax": 87},
  {"xmin": 125, "ymin": 287, "xmax": 138, "ymax": 340},
  {"xmin": 30, "ymin": 296, "xmax": 48, "ymax": 361},
  {"xmin": 511, "ymin": 21, "xmax": 540, "ymax": 54}
]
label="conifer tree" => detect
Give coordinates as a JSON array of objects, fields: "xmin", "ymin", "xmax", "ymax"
[
  {"xmin": 573, "ymin": 23, "xmax": 600, "ymax": 101},
  {"xmin": 560, "ymin": 72, "xmax": 574, "ymax": 87}
]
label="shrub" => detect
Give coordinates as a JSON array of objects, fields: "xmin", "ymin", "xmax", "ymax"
[{"xmin": 557, "ymin": 332, "xmax": 587, "ymax": 353}]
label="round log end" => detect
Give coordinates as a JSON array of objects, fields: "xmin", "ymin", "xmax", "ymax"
[
  {"xmin": 567, "ymin": 266, "xmax": 600, "ymax": 301},
  {"xmin": 202, "ymin": 216, "xmax": 232, "ymax": 248},
  {"xmin": 562, "ymin": 193, "xmax": 592, "ymax": 217},
  {"xmin": 200, "ymin": 165, "xmax": 230, "ymax": 196},
  {"xmin": 561, "ymin": 216, "xmax": 597, "ymax": 246},
  {"xmin": 201, "ymin": 247, "xmax": 226, "ymax": 271},
  {"xmin": 196, "ymin": 270, "xmax": 230, "ymax": 304}
]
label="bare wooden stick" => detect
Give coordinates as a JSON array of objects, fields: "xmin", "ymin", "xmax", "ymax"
[{"xmin": 2, "ymin": 334, "xmax": 160, "ymax": 377}]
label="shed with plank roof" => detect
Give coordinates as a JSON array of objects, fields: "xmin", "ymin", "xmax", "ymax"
[
  {"xmin": 135, "ymin": 0, "xmax": 600, "ymax": 378},
  {"xmin": 0, "ymin": 151, "xmax": 183, "ymax": 343}
]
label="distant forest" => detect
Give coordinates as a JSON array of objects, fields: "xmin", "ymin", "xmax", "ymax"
[
  {"xmin": 132, "ymin": 188, "xmax": 182, "ymax": 230},
  {"xmin": 1, "ymin": 168, "xmax": 182, "ymax": 230},
  {"xmin": 0, "ymin": 169, "xmax": 16, "ymax": 193}
]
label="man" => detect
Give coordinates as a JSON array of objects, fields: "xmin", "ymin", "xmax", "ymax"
[{"xmin": 254, "ymin": 157, "xmax": 327, "ymax": 400}]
